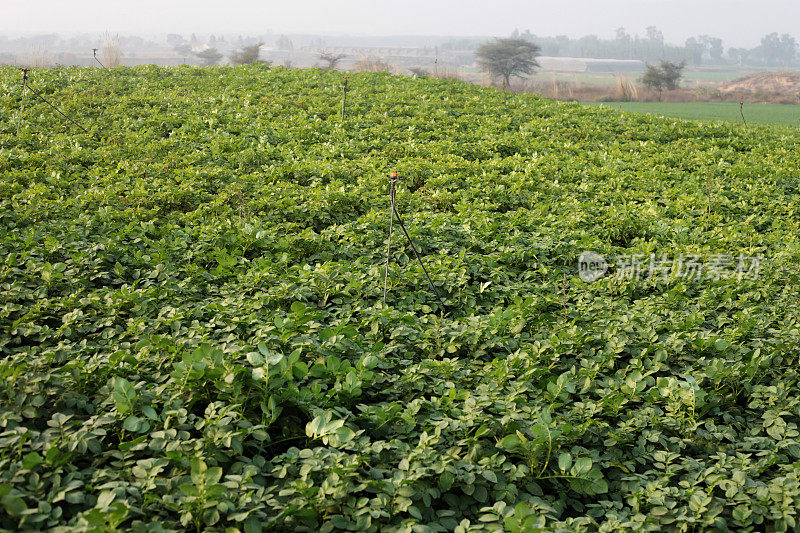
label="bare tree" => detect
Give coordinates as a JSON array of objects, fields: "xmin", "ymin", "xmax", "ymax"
[{"xmin": 318, "ymin": 51, "xmax": 347, "ymax": 70}]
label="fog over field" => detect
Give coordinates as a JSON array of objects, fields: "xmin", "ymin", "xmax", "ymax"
[{"xmin": 2, "ymin": 0, "xmax": 799, "ymax": 47}]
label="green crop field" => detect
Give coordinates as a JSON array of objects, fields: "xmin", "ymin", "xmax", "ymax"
[
  {"xmin": 3, "ymin": 65, "xmax": 800, "ymax": 531},
  {"xmin": 586, "ymin": 101, "xmax": 800, "ymax": 126}
]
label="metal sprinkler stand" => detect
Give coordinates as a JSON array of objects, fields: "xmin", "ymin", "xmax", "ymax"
[{"xmin": 16, "ymin": 68, "xmax": 29, "ymax": 136}]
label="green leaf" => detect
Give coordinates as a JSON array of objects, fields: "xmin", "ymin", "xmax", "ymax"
[
  {"xmin": 328, "ymin": 426, "xmax": 355, "ymax": 446},
  {"xmin": 247, "ymin": 351, "xmax": 265, "ymax": 366},
  {"xmin": 22, "ymin": 452, "xmax": 44, "ymax": 470},
  {"xmin": 180, "ymin": 484, "xmax": 200, "ymax": 497},
  {"xmin": 206, "ymin": 467, "xmax": 223, "ymax": 485},
  {"xmin": 714, "ymin": 339, "xmax": 730, "ymax": 351},
  {"xmin": 361, "ymin": 355, "xmax": 379, "ymax": 370},
  {"xmin": 439, "ymin": 471, "xmax": 455, "ymax": 491},
  {"xmin": 558, "ymin": 452, "xmax": 572, "ymax": 472},
  {"xmin": 499, "ymin": 434, "xmax": 521, "ymax": 451},
  {"xmin": 123, "ymin": 416, "xmax": 141, "ymax": 432},
  {"xmin": 96, "ymin": 491, "xmax": 115, "ymax": 508},
  {"xmin": 571, "ymin": 457, "xmax": 593, "ymax": 477},
  {"xmin": 191, "ymin": 458, "xmax": 207, "ymax": 485},
  {"xmin": 306, "ymin": 412, "xmax": 331, "ymax": 438},
  {"xmin": 2, "ymin": 495, "xmax": 26, "ymax": 516},
  {"xmin": 112, "ymin": 377, "xmax": 137, "ymax": 414}
]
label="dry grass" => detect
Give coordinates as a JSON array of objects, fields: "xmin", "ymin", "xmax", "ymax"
[
  {"xmin": 433, "ymin": 66, "xmax": 462, "ymax": 81},
  {"xmin": 102, "ymin": 32, "xmax": 122, "ymax": 67},
  {"xmin": 614, "ymin": 75, "xmax": 638, "ymax": 101},
  {"xmin": 25, "ymin": 46, "xmax": 53, "ymax": 68},
  {"xmin": 353, "ymin": 56, "xmax": 391, "ymax": 73},
  {"xmin": 551, "ymin": 77, "xmax": 574, "ymax": 99},
  {"xmin": 517, "ymin": 77, "xmax": 576, "ymax": 100}
]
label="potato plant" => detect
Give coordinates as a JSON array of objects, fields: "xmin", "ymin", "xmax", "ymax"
[{"xmin": 1, "ymin": 65, "xmax": 800, "ymax": 531}]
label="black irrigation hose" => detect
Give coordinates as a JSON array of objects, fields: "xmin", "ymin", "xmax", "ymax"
[
  {"xmin": 24, "ymin": 83, "xmax": 89, "ymax": 133},
  {"xmin": 383, "ymin": 174, "xmax": 445, "ymax": 309},
  {"xmin": 15, "ymin": 69, "xmax": 89, "ymax": 134},
  {"xmin": 93, "ymin": 49, "xmax": 106, "ymax": 69},
  {"xmin": 393, "ymin": 202, "xmax": 445, "ymax": 309},
  {"xmin": 740, "ymin": 102, "xmax": 748, "ymax": 129}
]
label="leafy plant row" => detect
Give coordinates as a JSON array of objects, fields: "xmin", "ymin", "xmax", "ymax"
[{"xmin": 1, "ymin": 65, "xmax": 800, "ymax": 531}]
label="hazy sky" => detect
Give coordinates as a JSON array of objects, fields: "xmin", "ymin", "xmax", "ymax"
[{"xmin": 2, "ymin": 0, "xmax": 797, "ymax": 47}]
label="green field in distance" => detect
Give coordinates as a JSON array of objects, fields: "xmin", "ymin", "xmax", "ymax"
[{"xmin": 584, "ymin": 101, "xmax": 800, "ymax": 126}]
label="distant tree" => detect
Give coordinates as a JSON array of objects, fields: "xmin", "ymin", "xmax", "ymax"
[
  {"xmin": 781, "ymin": 34, "xmax": 798, "ymax": 65},
  {"xmin": 173, "ymin": 43, "xmax": 191, "ymax": 56},
  {"xmin": 699, "ymin": 35, "xmax": 724, "ymax": 63},
  {"xmin": 685, "ymin": 37, "xmax": 706, "ymax": 65},
  {"xmin": 276, "ymin": 34, "xmax": 294, "ymax": 51},
  {"xmin": 728, "ymin": 47, "xmax": 749, "ymax": 66},
  {"xmin": 758, "ymin": 33, "xmax": 797, "ymax": 66},
  {"xmin": 195, "ymin": 47, "xmax": 222, "ymax": 66},
  {"xmin": 645, "ymin": 26, "xmax": 664, "ymax": 43},
  {"xmin": 166, "ymin": 34, "xmax": 184, "ymax": 46},
  {"xmin": 318, "ymin": 50, "xmax": 347, "ymax": 70},
  {"xmin": 475, "ymin": 38, "xmax": 540, "ymax": 88},
  {"xmin": 640, "ymin": 60, "xmax": 686, "ymax": 100},
  {"xmin": 230, "ymin": 42, "xmax": 264, "ymax": 65}
]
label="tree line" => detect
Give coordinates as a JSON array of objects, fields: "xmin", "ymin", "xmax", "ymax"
[{"xmin": 510, "ymin": 27, "xmax": 798, "ymax": 67}]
